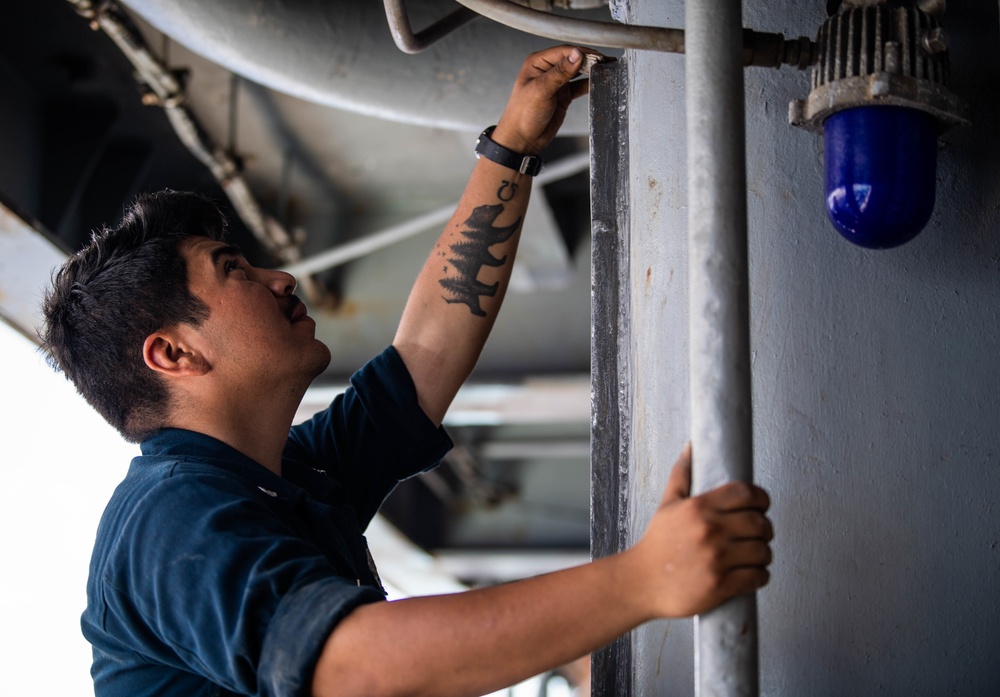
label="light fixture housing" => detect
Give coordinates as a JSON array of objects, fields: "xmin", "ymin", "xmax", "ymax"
[{"xmin": 790, "ymin": 0, "xmax": 970, "ymax": 249}]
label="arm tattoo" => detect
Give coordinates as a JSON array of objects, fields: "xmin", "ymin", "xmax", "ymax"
[
  {"xmin": 497, "ymin": 180, "xmax": 518, "ymax": 201},
  {"xmin": 439, "ymin": 203, "xmax": 521, "ymax": 317}
]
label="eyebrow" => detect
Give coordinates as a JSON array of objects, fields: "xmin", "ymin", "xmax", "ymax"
[{"xmin": 209, "ymin": 243, "xmax": 243, "ymax": 269}]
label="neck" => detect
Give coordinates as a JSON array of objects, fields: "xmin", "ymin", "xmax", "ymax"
[{"xmin": 168, "ymin": 382, "xmax": 307, "ymax": 476}]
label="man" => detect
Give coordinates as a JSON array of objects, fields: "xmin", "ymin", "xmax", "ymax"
[{"xmin": 42, "ymin": 46, "xmax": 773, "ymax": 697}]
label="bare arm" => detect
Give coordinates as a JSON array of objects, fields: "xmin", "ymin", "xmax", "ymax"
[
  {"xmin": 312, "ymin": 446, "xmax": 773, "ymax": 697},
  {"xmin": 393, "ymin": 45, "xmax": 592, "ymax": 426}
]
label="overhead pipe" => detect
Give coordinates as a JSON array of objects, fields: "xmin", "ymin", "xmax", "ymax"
[
  {"xmin": 121, "ymin": 0, "xmax": 595, "ymax": 134},
  {"xmin": 384, "ymin": 0, "xmax": 816, "ymax": 69},
  {"xmin": 382, "ymin": 0, "xmax": 481, "ymax": 54},
  {"xmin": 686, "ymin": 0, "xmax": 757, "ymax": 695}
]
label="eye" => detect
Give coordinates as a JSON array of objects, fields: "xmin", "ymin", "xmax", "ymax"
[{"xmin": 224, "ymin": 258, "xmax": 246, "ymax": 275}]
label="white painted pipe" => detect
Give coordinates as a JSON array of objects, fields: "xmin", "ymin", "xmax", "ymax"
[
  {"xmin": 685, "ymin": 0, "xmax": 758, "ymax": 694},
  {"xmin": 280, "ymin": 152, "xmax": 590, "ymax": 276}
]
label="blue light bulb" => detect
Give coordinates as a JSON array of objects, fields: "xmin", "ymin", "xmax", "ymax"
[{"xmin": 823, "ymin": 106, "xmax": 938, "ymax": 249}]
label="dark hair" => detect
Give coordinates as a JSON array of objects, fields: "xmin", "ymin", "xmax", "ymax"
[{"xmin": 41, "ymin": 190, "xmax": 228, "ymax": 442}]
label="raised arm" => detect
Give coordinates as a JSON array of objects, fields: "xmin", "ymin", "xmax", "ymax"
[
  {"xmin": 392, "ymin": 45, "xmax": 592, "ymax": 426},
  {"xmin": 312, "ymin": 445, "xmax": 774, "ymax": 697}
]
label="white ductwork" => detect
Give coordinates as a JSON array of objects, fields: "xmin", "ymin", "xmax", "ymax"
[{"xmin": 122, "ymin": 0, "xmax": 596, "ymax": 134}]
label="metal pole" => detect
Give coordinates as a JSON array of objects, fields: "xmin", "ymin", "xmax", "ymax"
[{"xmin": 686, "ymin": 0, "xmax": 758, "ymax": 695}]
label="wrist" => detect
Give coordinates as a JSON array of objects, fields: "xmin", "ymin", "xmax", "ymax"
[
  {"xmin": 606, "ymin": 546, "xmax": 658, "ymax": 624},
  {"xmin": 490, "ymin": 122, "xmax": 539, "ymax": 156},
  {"xmin": 475, "ymin": 126, "xmax": 543, "ymax": 176}
]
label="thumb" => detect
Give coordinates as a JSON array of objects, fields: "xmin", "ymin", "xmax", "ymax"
[
  {"xmin": 661, "ymin": 442, "xmax": 692, "ymax": 505},
  {"xmin": 531, "ymin": 47, "xmax": 584, "ymax": 93}
]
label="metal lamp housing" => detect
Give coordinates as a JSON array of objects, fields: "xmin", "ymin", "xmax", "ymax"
[{"xmin": 790, "ymin": 0, "xmax": 970, "ymax": 249}]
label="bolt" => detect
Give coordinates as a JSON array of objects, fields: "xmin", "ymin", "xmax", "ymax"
[
  {"xmin": 922, "ymin": 27, "xmax": 948, "ymax": 54},
  {"xmin": 870, "ymin": 74, "xmax": 891, "ymax": 97}
]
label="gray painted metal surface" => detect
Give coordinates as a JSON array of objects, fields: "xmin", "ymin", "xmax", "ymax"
[
  {"xmin": 602, "ymin": 0, "xmax": 1000, "ymax": 694},
  {"xmin": 685, "ymin": 0, "xmax": 757, "ymax": 694}
]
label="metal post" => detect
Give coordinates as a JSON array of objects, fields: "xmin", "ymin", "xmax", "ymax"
[
  {"xmin": 589, "ymin": 60, "xmax": 633, "ymax": 697},
  {"xmin": 686, "ymin": 0, "xmax": 758, "ymax": 695}
]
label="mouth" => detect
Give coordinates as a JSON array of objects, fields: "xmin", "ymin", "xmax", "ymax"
[{"xmin": 284, "ymin": 296, "xmax": 309, "ymax": 322}]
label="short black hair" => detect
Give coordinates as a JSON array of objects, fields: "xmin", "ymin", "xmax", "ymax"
[{"xmin": 41, "ymin": 190, "xmax": 228, "ymax": 442}]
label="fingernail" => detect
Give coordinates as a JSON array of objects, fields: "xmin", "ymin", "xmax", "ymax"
[{"xmin": 569, "ymin": 48, "xmax": 581, "ymax": 62}]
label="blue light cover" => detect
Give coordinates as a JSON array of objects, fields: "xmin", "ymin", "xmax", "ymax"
[{"xmin": 824, "ymin": 106, "xmax": 938, "ymax": 249}]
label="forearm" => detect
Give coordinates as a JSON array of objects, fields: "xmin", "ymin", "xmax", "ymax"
[
  {"xmin": 312, "ymin": 446, "xmax": 774, "ymax": 697},
  {"xmin": 392, "ymin": 46, "xmax": 589, "ymax": 425},
  {"xmin": 312, "ymin": 551, "xmax": 648, "ymax": 697},
  {"xmin": 393, "ymin": 146, "xmax": 533, "ymax": 425}
]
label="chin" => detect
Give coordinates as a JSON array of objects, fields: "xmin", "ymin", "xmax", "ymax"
[{"xmin": 307, "ymin": 340, "xmax": 333, "ymax": 378}]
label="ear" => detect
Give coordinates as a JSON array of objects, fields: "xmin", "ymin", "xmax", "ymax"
[{"xmin": 142, "ymin": 327, "xmax": 210, "ymax": 378}]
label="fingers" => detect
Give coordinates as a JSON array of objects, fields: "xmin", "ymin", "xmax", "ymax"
[
  {"xmin": 720, "ymin": 538, "xmax": 773, "ymax": 569},
  {"xmin": 700, "ymin": 534, "xmax": 773, "ymax": 609},
  {"xmin": 521, "ymin": 46, "xmax": 585, "ymax": 97},
  {"xmin": 704, "ymin": 507, "xmax": 773, "ymax": 603},
  {"xmin": 721, "ymin": 509, "xmax": 773, "ymax": 542},
  {"xmin": 661, "ymin": 442, "xmax": 692, "ymax": 505},
  {"xmin": 700, "ymin": 480, "xmax": 771, "ymax": 513},
  {"xmin": 718, "ymin": 566, "xmax": 771, "ymax": 600},
  {"xmin": 494, "ymin": 45, "xmax": 604, "ymax": 154},
  {"xmin": 520, "ymin": 45, "xmax": 583, "ymax": 79},
  {"xmin": 520, "ymin": 45, "xmax": 606, "ymax": 95}
]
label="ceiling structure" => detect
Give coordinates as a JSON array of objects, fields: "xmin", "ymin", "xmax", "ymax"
[{"xmin": 1, "ymin": 0, "xmax": 610, "ymax": 587}]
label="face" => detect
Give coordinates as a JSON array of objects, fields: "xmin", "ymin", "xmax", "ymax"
[{"xmin": 179, "ymin": 237, "xmax": 332, "ymax": 393}]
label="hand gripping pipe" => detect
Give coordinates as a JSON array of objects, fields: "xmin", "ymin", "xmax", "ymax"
[{"xmin": 686, "ymin": 0, "xmax": 758, "ymax": 695}]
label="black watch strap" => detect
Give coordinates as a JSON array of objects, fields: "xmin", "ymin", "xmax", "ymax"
[{"xmin": 474, "ymin": 126, "xmax": 543, "ymax": 176}]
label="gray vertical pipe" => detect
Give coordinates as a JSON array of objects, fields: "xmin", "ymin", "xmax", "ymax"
[{"xmin": 685, "ymin": 0, "xmax": 758, "ymax": 695}]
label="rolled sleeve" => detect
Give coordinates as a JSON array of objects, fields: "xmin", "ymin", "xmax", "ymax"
[
  {"xmin": 93, "ymin": 469, "xmax": 385, "ymax": 697},
  {"xmin": 259, "ymin": 576, "xmax": 383, "ymax": 697}
]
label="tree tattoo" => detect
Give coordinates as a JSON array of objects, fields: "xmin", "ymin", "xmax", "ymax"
[{"xmin": 439, "ymin": 204, "xmax": 521, "ymax": 317}]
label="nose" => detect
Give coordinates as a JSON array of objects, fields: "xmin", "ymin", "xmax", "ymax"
[{"xmin": 251, "ymin": 266, "xmax": 297, "ymax": 297}]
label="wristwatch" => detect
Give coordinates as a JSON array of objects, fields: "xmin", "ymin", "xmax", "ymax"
[{"xmin": 474, "ymin": 125, "xmax": 543, "ymax": 177}]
